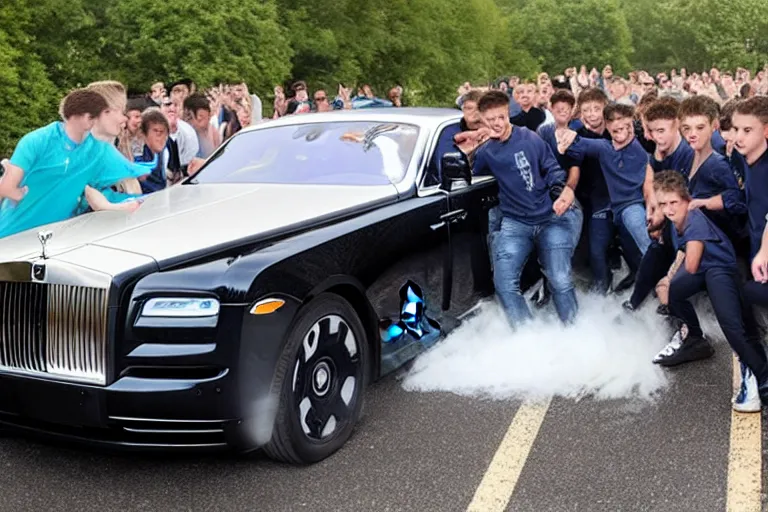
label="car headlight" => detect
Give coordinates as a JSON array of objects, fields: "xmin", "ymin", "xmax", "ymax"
[{"xmin": 141, "ymin": 297, "xmax": 221, "ymax": 318}]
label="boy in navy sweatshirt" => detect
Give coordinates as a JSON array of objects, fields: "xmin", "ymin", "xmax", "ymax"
[
  {"xmin": 657, "ymin": 171, "xmax": 767, "ymax": 411},
  {"xmin": 473, "ymin": 91, "xmax": 583, "ymax": 327},
  {"xmin": 645, "ymin": 98, "xmax": 694, "ymax": 176},
  {"xmin": 556, "ymin": 103, "xmax": 654, "ymax": 275}
]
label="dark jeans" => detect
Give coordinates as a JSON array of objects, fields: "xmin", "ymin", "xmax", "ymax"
[
  {"xmin": 589, "ymin": 209, "xmax": 643, "ymax": 294},
  {"xmin": 628, "ymin": 224, "xmax": 676, "ymax": 308},
  {"xmin": 668, "ymin": 267, "xmax": 768, "ymax": 385}
]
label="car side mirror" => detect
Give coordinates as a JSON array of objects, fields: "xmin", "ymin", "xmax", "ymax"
[{"xmin": 440, "ymin": 152, "xmax": 471, "ymax": 192}]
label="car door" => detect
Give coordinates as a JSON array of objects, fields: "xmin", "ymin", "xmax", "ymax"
[{"xmin": 421, "ymin": 120, "xmax": 496, "ymax": 320}]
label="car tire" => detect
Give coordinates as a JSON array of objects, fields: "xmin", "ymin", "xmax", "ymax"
[{"xmin": 263, "ymin": 293, "xmax": 368, "ymax": 464}]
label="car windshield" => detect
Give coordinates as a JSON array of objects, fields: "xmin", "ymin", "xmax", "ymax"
[{"xmin": 190, "ymin": 121, "xmax": 420, "ymax": 186}]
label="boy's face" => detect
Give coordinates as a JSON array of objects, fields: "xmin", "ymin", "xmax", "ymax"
[
  {"xmin": 96, "ymin": 101, "xmax": 128, "ymax": 138},
  {"xmin": 656, "ymin": 189, "xmax": 688, "ymax": 227},
  {"xmin": 732, "ymin": 113, "xmax": 768, "ymax": 160},
  {"xmin": 126, "ymin": 109, "xmax": 142, "ymax": 134},
  {"xmin": 191, "ymin": 108, "xmax": 211, "ymax": 131},
  {"xmin": 481, "ymin": 105, "xmax": 511, "ymax": 138},
  {"xmin": 514, "ymin": 85, "xmax": 535, "ymax": 109},
  {"xmin": 462, "ymin": 100, "xmax": 483, "ymax": 130},
  {"xmin": 580, "ymin": 100, "xmax": 605, "ymax": 131},
  {"xmin": 647, "ymin": 118, "xmax": 678, "ymax": 153},
  {"xmin": 680, "ymin": 115, "xmax": 714, "ymax": 152},
  {"xmin": 145, "ymin": 122, "xmax": 169, "ymax": 154},
  {"xmin": 550, "ymin": 101, "xmax": 572, "ymax": 127},
  {"xmin": 606, "ymin": 116, "xmax": 633, "ymax": 146}
]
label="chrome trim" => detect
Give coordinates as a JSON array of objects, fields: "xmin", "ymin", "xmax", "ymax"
[
  {"xmin": 118, "ymin": 442, "xmax": 228, "ymax": 448},
  {"xmin": 0, "ymin": 279, "xmax": 109, "ymax": 385},
  {"xmin": 122, "ymin": 427, "xmax": 224, "ymax": 434},
  {"xmin": 108, "ymin": 416, "xmax": 227, "ymax": 423},
  {"xmin": 415, "ymin": 117, "xmax": 462, "ymax": 193}
]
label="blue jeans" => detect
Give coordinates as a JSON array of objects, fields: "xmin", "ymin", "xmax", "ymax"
[
  {"xmin": 493, "ymin": 208, "xmax": 583, "ymax": 327},
  {"xmin": 616, "ymin": 203, "xmax": 651, "ymax": 257}
]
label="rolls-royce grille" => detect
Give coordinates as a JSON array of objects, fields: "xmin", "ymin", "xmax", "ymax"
[{"xmin": 0, "ymin": 282, "xmax": 108, "ymax": 385}]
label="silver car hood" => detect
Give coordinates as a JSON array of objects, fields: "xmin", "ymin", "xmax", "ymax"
[{"xmin": 0, "ymin": 183, "xmax": 399, "ymax": 269}]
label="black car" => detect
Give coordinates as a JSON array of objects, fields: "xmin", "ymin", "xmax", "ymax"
[{"xmin": 0, "ymin": 108, "xmax": 534, "ymax": 463}]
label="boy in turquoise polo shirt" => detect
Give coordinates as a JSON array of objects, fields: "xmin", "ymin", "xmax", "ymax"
[{"xmin": 0, "ymin": 89, "xmax": 152, "ymax": 239}]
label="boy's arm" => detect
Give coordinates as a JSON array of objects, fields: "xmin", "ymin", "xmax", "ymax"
[
  {"xmin": 566, "ymin": 165, "xmax": 580, "ymax": 191},
  {"xmin": 537, "ymin": 138, "xmax": 574, "ymax": 215},
  {"xmin": 684, "ymin": 240, "xmax": 704, "ymax": 274},
  {"xmin": 471, "ymin": 145, "xmax": 491, "ymax": 176},
  {"xmin": 557, "ymin": 131, "xmax": 603, "ymax": 160},
  {"xmin": 89, "ymin": 144, "xmax": 154, "ymax": 190},
  {"xmin": 751, "ymin": 219, "xmax": 768, "ymax": 282}
]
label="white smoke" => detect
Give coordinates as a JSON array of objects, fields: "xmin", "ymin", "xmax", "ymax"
[{"xmin": 401, "ymin": 291, "xmax": 709, "ymax": 403}]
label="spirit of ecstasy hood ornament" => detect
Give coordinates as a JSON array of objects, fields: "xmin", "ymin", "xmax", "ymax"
[{"xmin": 38, "ymin": 230, "xmax": 53, "ymax": 259}]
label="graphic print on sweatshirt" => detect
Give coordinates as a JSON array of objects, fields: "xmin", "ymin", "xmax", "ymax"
[{"xmin": 514, "ymin": 151, "xmax": 534, "ymax": 191}]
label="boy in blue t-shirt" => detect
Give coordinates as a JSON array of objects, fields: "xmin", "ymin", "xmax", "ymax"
[
  {"xmin": 0, "ymin": 89, "xmax": 152, "ymax": 239},
  {"xmin": 657, "ymin": 171, "xmax": 768, "ymax": 411},
  {"xmin": 473, "ymin": 91, "xmax": 583, "ymax": 327}
]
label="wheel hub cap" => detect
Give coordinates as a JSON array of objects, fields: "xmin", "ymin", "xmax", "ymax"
[{"xmin": 312, "ymin": 361, "xmax": 332, "ymax": 396}]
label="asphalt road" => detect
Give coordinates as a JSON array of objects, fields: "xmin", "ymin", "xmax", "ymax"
[{"xmin": 0, "ymin": 343, "xmax": 765, "ymax": 512}]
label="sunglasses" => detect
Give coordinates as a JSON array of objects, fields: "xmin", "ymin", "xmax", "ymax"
[{"xmin": 314, "ymin": 96, "xmax": 327, "ymax": 102}]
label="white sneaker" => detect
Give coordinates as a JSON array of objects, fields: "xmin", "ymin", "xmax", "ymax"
[
  {"xmin": 652, "ymin": 329, "xmax": 684, "ymax": 364},
  {"xmin": 733, "ymin": 362, "xmax": 762, "ymax": 413}
]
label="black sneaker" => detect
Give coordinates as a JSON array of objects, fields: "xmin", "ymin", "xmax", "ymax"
[
  {"xmin": 655, "ymin": 332, "xmax": 714, "ymax": 367},
  {"xmin": 656, "ymin": 304, "xmax": 670, "ymax": 316},
  {"xmin": 613, "ymin": 271, "xmax": 636, "ymax": 294}
]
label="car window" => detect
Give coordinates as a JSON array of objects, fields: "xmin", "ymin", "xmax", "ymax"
[
  {"xmin": 190, "ymin": 122, "xmax": 420, "ymax": 186},
  {"xmin": 423, "ymin": 122, "xmax": 462, "ymax": 188}
]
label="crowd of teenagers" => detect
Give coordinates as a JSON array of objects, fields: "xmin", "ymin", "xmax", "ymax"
[
  {"xmin": 454, "ymin": 67, "xmax": 768, "ymax": 413},
  {"xmin": 2, "ymin": 67, "xmax": 768, "ymax": 412},
  {"xmin": 0, "ymin": 77, "xmax": 404, "ymax": 239}
]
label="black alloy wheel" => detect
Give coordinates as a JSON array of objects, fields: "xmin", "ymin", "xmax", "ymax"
[{"xmin": 263, "ymin": 293, "xmax": 368, "ymax": 464}]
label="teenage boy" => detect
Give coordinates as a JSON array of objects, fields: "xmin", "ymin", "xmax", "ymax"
[
  {"xmin": 184, "ymin": 93, "xmax": 221, "ymax": 159},
  {"xmin": 537, "ymin": 90, "xmax": 580, "ymax": 191},
  {"xmin": 573, "ymin": 88, "xmax": 627, "ymax": 294},
  {"xmin": 657, "ymin": 171, "xmax": 767, "ymax": 411},
  {"xmin": 509, "ymin": 82, "xmax": 546, "ymax": 132},
  {"xmin": 678, "ymin": 96, "xmax": 746, "ymax": 242},
  {"xmin": 557, "ymin": 104, "xmax": 654, "ymax": 276},
  {"xmin": 645, "ymin": 98, "xmax": 694, "ymax": 176},
  {"xmin": 0, "ymin": 89, "xmax": 151, "ymax": 239},
  {"xmin": 719, "ymin": 99, "xmax": 746, "ymax": 187},
  {"xmin": 473, "ymin": 91, "xmax": 583, "ymax": 327}
]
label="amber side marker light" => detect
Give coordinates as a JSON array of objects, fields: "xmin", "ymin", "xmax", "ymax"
[{"xmin": 250, "ymin": 299, "xmax": 286, "ymax": 315}]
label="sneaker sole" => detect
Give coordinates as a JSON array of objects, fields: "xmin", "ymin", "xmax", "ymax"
[
  {"xmin": 656, "ymin": 345, "xmax": 715, "ymax": 367},
  {"xmin": 732, "ymin": 402, "xmax": 762, "ymax": 413}
]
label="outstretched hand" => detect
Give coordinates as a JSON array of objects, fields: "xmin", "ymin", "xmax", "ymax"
[
  {"xmin": 555, "ymin": 128, "xmax": 577, "ymax": 154},
  {"xmin": 552, "ymin": 186, "xmax": 574, "ymax": 216}
]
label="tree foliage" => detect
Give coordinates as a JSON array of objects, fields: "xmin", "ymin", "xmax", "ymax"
[{"xmin": 3, "ymin": 0, "xmax": 768, "ymax": 155}]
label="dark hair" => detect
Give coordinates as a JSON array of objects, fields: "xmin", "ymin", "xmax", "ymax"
[
  {"xmin": 60, "ymin": 89, "xmax": 109, "ymax": 119},
  {"xmin": 127, "ymin": 98, "xmax": 147, "ymax": 114},
  {"xmin": 678, "ymin": 95, "xmax": 719, "ymax": 123},
  {"xmin": 478, "ymin": 90, "xmax": 510, "ymax": 112},
  {"xmin": 653, "ymin": 170, "xmax": 691, "ymax": 200},
  {"xmin": 550, "ymin": 89, "xmax": 575, "ymax": 108},
  {"xmin": 740, "ymin": 83, "xmax": 752, "ymax": 98},
  {"xmin": 604, "ymin": 103, "xmax": 635, "ymax": 122},
  {"xmin": 637, "ymin": 91, "xmax": 659, "ymax": 112},
  {"xmin": 644, "ymin": 98, "xmax": 680, "ymax": 122},
  {"xmin": 183, "ymin": 94, "xmax": 211, "ymax": 116},
  {"xmin": 292, "ymin": 80, "xmax": 308, "ymax": 92},
  {"xmin": 140, "ymin": 109, "xmax": 170, "ymax": 135},
  {"xmin": 720, "ymin": 98, "xmax": 742, "ymax": 131},
  {"xmin": 578, "ymin": 87, "xmax": 609, "ymax": 107},
  {"xmin": 462, "ymin": 90, "xmax": 483, "ymax": 105},
  {"xmin": 734, "ymin": 96, "xmax": 768, "ymax": 125}
]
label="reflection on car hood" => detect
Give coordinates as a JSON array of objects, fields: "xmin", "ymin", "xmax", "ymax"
[{"xmin": 0, "ymin": 183, "xmax": 399, "ymax": 264}]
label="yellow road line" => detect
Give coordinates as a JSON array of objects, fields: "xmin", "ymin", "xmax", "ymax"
[
  {"xmin": 466, "ymin": 396, "xmax": 552, "ymax": 512},
  {"xmin": 726, "ymin": 354, "xmax": 763, "ymax": 512}
]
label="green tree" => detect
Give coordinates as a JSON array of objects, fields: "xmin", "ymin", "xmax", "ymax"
[{"xmin": 0, "ymin": 1, "xmax": 59, "ymax": 156}]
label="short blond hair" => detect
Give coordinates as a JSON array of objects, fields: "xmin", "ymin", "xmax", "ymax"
[{"xmin": 86, "ymin": 80, "xmax": 127, "ymax": 110}]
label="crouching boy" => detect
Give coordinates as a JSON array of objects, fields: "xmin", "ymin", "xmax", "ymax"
[{"xmin": 657, "ymin": 171, "xmax": 768, "ymax": 411}]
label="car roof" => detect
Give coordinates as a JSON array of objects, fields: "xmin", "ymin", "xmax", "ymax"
[{"xmin": 241, "ymin": 107, "xmax": 463, "ymax": 134}]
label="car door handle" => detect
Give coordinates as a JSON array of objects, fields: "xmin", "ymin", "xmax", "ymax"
[{"xmin": 440, "ymin": 209, "xmax": 467, "ymax": 223}]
